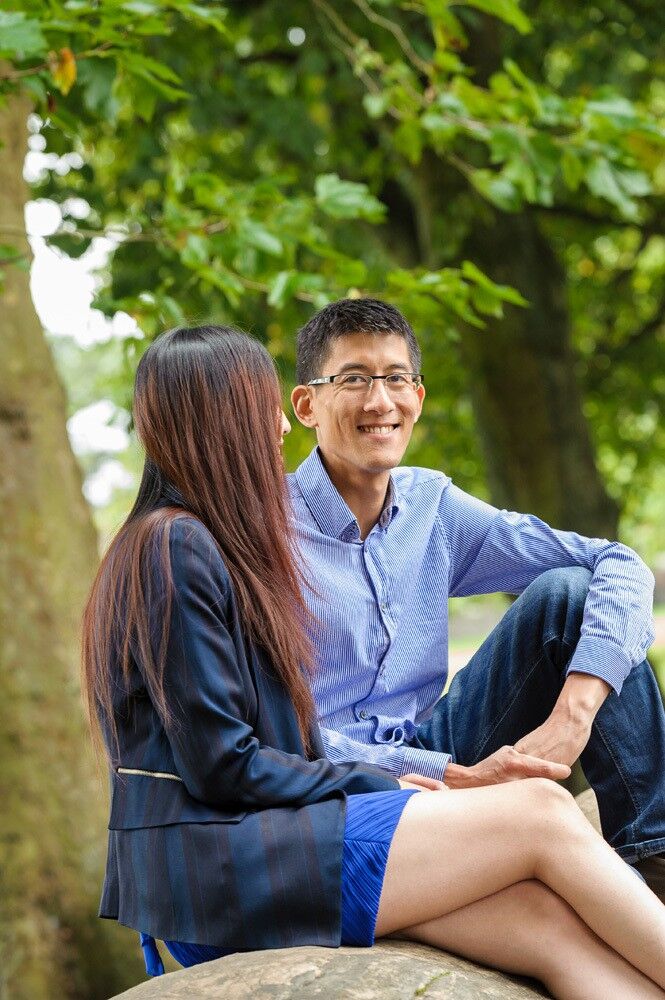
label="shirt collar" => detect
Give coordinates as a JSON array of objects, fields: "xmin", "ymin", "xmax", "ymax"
[{"xmin": 294, "ymin": 447, "xmax": 401, "ymax": 540}]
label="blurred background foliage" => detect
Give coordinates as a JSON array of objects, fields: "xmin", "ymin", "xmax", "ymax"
[
  {"xmin": 5, "ymin": 0, "xmax": 665, "ymax": 548},
  {"xmin": 0, "ymin": 1, "xmax": 664, "ymax": 995}
]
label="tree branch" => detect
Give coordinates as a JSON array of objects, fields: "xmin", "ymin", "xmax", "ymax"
[
  {"xmin": 536, "ymin": 202, "xmax": 664, "ymax": 236},
  {"xmin": 347, "ymin": 0, "xmax": 431, "ymax": 75},
  {"xmin": 0, "ymin": 42, "xmax": 115, "ymax": 83}
]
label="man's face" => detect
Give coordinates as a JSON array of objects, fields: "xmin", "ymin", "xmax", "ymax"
[{"xmin": 291, "ymin": 332, "xmax": 425, "ymax": 480}]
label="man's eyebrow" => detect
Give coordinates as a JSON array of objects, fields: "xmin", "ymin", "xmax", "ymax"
[{"xmin": 335, "ymin": 361, "xmax": 411, "ymax": 374}]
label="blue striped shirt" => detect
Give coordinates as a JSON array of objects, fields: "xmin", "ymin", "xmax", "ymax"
[{"xmin": 287, "ymin": 448, "xmax": 655, "ymax": 780}]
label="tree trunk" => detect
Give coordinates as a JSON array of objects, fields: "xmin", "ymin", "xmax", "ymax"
[
  {"xmin": 0, "ymin": 93, "xmax": 142, "ymax": 999},
  {"xmin": 461, "ymin": 212, "xmax": 619, "ymax": 537}
]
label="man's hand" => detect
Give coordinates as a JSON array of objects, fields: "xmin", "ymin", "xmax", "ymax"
[
  {"xmin": 398, "ymin": 773, "xmax": 448, "ymax": 791},
  {"xmin": 514, "ymin": 714, "xmax": 591, "ymax": 767},
  {"xmin": 443, "ymin": 746, "xmax": 571, "ymax": 789},
  {"xmin": 514, "ymin": 673, "xmax": 611, "ymax": 767}
]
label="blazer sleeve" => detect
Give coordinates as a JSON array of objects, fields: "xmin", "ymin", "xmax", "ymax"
[{"xmin": 148, "ymin": 518, "xmax": 399, "ymax": 808}]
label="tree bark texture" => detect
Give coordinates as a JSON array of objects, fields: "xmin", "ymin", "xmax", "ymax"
[
  {"xmin": 0, "ymin": 92, "xmax": 142, "ymax": 1000},
  {"xmin": 461, "ymin": 213, "xmax": 619, "ymax": 537}
]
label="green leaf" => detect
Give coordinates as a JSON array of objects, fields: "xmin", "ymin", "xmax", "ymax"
[
  {"xmin": 181, "ymin": 233, "xmax": 209, "ymax": 267},
  {"xmin": 47, "ymin": 232, "xmax": 92, "ymax": 259},
  {"xmin": 122, "ymin": 1, "xmax": 160, "ymax": 14},
  {"xmin": 452, "ymin": 0, "xmax": 531, "ymax": 35},
  {"xmin": 470, "ymin": 284, "xmax": 504, "ymax": 317},
  {"xmin": 0, "ymin": 11, "xmax": 46, "ymax": 58},
  {"xmin": 469, "ymin": 169, "xmax": 522, "ymax": 212},
  {"xmin": 585, "ymin": 158, "xmax": 637, "ymax": 218},
  {"xmin": 488, "ymin": 125, "xmax": 524, "ymax": 163},
  {"xmin": 77, "ymin": 58, "xmax": 117, "ymax": 116},
  {"xmin": 315, "ymin": 173, "xmax": 386, "ymax": 221},
  {"xmin": 461, "ymin": 260, "xmax": 526, "ymax": 306},
  {"xmin": 363, "ymin": 93, "xmax": 389, "ymax": 119},
  {"xmin": 561, "ymin": 149, "xmax": 585, "ymax": 192},
  {"xmin": 181, "ymin": 3, "xmax": 230, "ymax": 36},
  {"xmin": 199, "ymin": 265, "xmax": 244, "ymax": 307},
  {"xmin": 393, "ymin": 119, "xmax": 423, "ymax": 165},
  {"xmin": 615, "ymin": 169, "xmax": 651, "ymax": 197},
  {"xmin": 585, "ymin": 96, "xmax": 638, "ymax": 126},
  {"xmin": 268, "ymin": 270, "xmax": 297, "ymax": 309},
  {"xmin": 421, "ymin": 113, "xmax": 458, "ymax": 148},
  {"xmin": 237, "ymin": 219, "xmax": 283, "ymax": 256},
  {"xmin": 461, "ymin": 260, "xmax": 497, "ymax": 290}
]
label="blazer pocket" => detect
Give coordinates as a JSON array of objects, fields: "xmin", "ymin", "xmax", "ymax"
[{"xmin": 109, "ymin": 767, "xmax": 247, "ymax": 830}]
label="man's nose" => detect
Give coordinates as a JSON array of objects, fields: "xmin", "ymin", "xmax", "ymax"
[{"xmin": 362, "ymin": 378, "xmax": 394, "ymax": 411}]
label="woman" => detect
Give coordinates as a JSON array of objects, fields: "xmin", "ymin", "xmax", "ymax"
[{"xmin": 82, "ymin": 325, "xmax": 665, "ymax": 998}]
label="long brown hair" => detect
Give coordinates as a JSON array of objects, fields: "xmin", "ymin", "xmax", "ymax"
[{"xmin": 82, "ymin": 325, "xmax": 315, "ymax": 758}]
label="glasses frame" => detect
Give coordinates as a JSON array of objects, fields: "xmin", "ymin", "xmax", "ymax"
[{"xmin": 307, "ymin": 372, "xmax": 424, "ymax": 391}]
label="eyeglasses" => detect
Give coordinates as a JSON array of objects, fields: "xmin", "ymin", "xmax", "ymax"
[{"xmin": 307, "ymin": 372, "xmax": 424, "ymax": 394}]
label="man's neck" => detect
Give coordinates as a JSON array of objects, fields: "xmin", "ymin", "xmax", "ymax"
[{"xmin": 320, "ymin": 453, "xmax": 391, "ymax": 540}]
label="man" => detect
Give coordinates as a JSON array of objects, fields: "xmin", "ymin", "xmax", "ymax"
[{"xmin": 288, "ymin": 296, "xmax": 665, "ymax": 892}]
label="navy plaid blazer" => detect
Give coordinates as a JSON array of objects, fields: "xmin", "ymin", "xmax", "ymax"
[{"xmin": 99, "ymin": 516, "xmax": 399, "ymax": 949}]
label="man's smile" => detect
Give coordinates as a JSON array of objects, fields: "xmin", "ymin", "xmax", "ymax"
[{"xmin": 358, "ymin": 423, "xmax": 400, "ymax": 436}]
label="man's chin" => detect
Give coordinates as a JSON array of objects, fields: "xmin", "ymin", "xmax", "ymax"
[{"xmin": 359, "ymin": 449, "xmax": 406, "ymax": 475}]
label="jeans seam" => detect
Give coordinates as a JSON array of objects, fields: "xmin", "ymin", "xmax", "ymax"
[{"xmin": 472, "ymin": 650, "xmax": 549, "ymax": 764}]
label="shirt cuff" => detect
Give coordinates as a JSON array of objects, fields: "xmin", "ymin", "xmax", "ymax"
[
  {"xmin": 566, "ymin": 635, "xmax": 633, "ymax": 696},
  {"xmin": 399, "ymin": 745, "xmax": 451, "ymax": 781}
]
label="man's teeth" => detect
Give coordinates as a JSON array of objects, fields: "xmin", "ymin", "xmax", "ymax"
[{"xmin": 359, "ymin": 425, "xmax": 395, "ymax": 434}]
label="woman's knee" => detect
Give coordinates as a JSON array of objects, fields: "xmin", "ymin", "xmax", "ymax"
[{"xmin": 522, "ymin": 778, "xmax": 585, "ymax": 834}]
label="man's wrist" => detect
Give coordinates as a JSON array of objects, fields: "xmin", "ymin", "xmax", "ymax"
[
  {"xmin": 555, "ymin": 672, "xmax": 611, "ymax": 723},
  {"xmin": 442, "ymin": 762, "xmax": 475, "ymax": 789}
]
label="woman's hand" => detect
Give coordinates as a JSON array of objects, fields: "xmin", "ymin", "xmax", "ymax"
[{"xmin": 398, "ymin": 773, "xmax": 449, "ymax": 791}]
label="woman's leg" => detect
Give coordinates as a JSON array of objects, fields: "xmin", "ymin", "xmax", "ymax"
[
  {"xmin": 375, "ymin": 780, "xmax": 665, "ymax": 991},
  {"xmin": 394, "ymin": 880, "xmax": 665, "ymax": 1000}
]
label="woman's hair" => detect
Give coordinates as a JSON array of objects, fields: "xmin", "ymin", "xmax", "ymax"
[{"xmin": 81, "ymin": 325, "xmax": 315, "ymax": 758}]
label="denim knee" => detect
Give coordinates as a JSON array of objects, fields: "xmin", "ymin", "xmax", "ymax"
[{"xmin": 525, "ymin": 566, "xmax": 592, "ymax": 612}]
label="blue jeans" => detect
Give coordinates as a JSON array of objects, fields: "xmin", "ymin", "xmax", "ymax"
[{"xmin": 415, "ymin": 568, "xmax": 665, "ymax": 863}]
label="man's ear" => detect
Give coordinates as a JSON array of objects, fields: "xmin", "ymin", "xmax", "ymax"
[
  {"xmin": 291, "ymin": 385, "xmax": 318, "ymax": 428},
  {"xmin": 414, "ymin": 382, "xmax": 425, "ymax": 421}
]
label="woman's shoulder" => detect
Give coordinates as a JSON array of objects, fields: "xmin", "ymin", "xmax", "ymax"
[{"xmin": 167, "ymin": 515, "xmax": 232, "ymax": 595}]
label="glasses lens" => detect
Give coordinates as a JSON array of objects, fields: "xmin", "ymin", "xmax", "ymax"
[
  {"xmin": 336, "ymin": 374, "xmax": 372, "ymax": 389},
  {"xmin": 335, "ymin": 373, "xmax": 421, "ymax": 392},
  {"xmin": 385, "ymin": 374, "xmax": 415, "ymax": 391}
]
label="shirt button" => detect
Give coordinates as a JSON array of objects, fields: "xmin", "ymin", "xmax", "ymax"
[
  {"xmin": 380, "ymin": 603, "xmax": 388, "ymax": 613},
  {"xmin": 359, "ymin": 710, "xmax": 368, "ymax": 720}
]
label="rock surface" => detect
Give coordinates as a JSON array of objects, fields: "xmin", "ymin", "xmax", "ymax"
[
  {"xmin": 112, "ymin": 940, "xmax": 548, "ymax": 999},
  {"xmin": 575, "ymin": 787, "xmax": 601, "ymax": 833},
  {"xmin": 111, "ymin": 792, "xmax": 602, "ymax": 1000}
]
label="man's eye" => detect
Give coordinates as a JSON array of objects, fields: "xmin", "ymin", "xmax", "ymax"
[
  {"xmin": 386, "ymin": 374, "xmax": 409, "ymax": 385},
  {"xmin": 341, "ymin": 374, "xmax": 367, "ymax": 385}
]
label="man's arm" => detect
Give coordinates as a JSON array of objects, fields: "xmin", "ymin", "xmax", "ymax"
[
  {"xmin": 443, "ymin": 484, "xmax": 655, "ymax": 695},
  {"xmin": 442, "ymin": 483, "xmax": 655, "ymax": 770},
  {"xmin": 513, "ymin": 673, "xmax": 612, "ymax": 767},
  {"xmin": 320, "ymin": 725, "xmax": 451, "ymax": 780}
]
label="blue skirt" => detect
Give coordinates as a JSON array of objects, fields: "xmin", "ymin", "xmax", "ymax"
[{"xmin": 139, "ymin": 788, "xmax": 418, "ymax": 975}]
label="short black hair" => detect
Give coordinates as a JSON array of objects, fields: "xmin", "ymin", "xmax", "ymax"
[{"xmin": 295, "ymin": 297, "xmax": 421, "ymax": 385}]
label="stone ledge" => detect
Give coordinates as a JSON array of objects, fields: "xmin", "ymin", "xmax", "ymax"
[{"xmin": 112, "ymin": 939, "xmax": 548, "ymax": 999}]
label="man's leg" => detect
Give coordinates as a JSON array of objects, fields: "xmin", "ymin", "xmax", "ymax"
[{"xmin": 415, "ymin": 567, "xmax": 665, "ymax": 862}]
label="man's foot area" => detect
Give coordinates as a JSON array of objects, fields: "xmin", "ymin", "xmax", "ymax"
[{"xmin": 634, "ymin": 854, "xmax": 665, "ymax": 904}]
